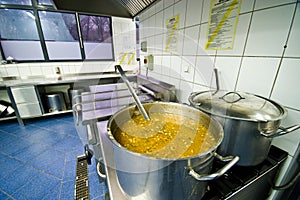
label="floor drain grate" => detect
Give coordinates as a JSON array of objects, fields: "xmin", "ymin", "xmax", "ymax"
[{"xmin": 75, "ymin": 155, "xmax": 89, "ymax": 200}]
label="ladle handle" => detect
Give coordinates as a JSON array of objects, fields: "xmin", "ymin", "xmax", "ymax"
[
  {"xmin": 115, "ymin": 65, "xmax": 150, "ymax": 120},
  {"xmin": 214, "ymin": 68, "xmax": 220, "ymax": 92}
]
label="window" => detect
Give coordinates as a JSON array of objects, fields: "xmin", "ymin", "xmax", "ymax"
[
  {"xmin": 0, "ymin": 9, "xmax": 44, "ymax": 61},
  {"xmin": 0, "ymin": 0, "xmax": 114, "ymax": 62},
  {"xmin": 37, "ymin": 0, "xmax": 54, "ymax": 6},
  {"xmin": 0, "ymin": 0, "xmax": 31, "ymax": 5},
  {"xmin": 39, "ymin": 11, "xmax": 81, "ymax": 60},
  {"xmin": 79, "ymin": 14, "xmax": 114, "ymax": 60}
]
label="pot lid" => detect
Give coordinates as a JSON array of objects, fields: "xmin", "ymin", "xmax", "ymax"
[{"xmin": 188, "ymin": 90, "xmax": 287, "ymax": 122}]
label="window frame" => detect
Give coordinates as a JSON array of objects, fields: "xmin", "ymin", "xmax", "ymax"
[
  {"xmin": 0, "ymin": 7, "xmax": 46, "ymax": 61},
  {"xmin": 77, "ymin": 13, "xmax": 115, "ymax": 61},
  {"xmin": 0, "ymin": 0, "xmax": 115, "ymax": 63},
  {"xmin": 38, "ymin": 10, "xmax": 82, "ymax": 61}
]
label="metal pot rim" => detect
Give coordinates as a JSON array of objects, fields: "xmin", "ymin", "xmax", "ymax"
[
  {"xmin": 189, "ymin": 90, "xmax": 288, "ymax": 123},
  {"xmin": 107, "ymin": 101, "xmax": 223, "ymax": 161}
]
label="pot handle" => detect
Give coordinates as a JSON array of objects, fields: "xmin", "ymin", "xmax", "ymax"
[
  {"xmin": 72, "ymin": 103, "xmax": 82, "ymax": 126},
  {"xmin": 260, "ymin": 124, "xmax": 300, "ymax": 138},
  {"xmin": 96, "ymin": 160, "xmax": 107, "ymax": 179},
  {"xmin": 188, "ymin": 153, "xmax": 239, "ymax": 181}
]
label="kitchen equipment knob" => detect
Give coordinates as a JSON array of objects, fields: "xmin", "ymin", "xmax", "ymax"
[{"xmin": 84, "ymin": 144, "xmax": 93, "ymax": 165}]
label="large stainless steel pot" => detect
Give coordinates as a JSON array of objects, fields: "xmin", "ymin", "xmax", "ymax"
[
  {"xmin": 189, "ymin": 91, "xmax": 300, "ymax": 166},
  {"xmin": 45, "ymin": 92, "xmax": 66, "ymax": 113},
  {"xmin": 107, "ymin": 102, "xmax": 239, "ymax": 200}
]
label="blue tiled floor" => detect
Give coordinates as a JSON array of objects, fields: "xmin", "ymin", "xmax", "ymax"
[{"xmin": 0, "ymin": 114, "xmax": 107, "ymax": 199}]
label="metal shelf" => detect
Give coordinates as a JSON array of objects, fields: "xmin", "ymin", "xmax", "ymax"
[
  {"xmin": 42, "ymin": 109, "xmax": 73, "ymax": 116},
  {"xmin": 0, "ymin": 115, "xmax": 17, "ymax": 122}
]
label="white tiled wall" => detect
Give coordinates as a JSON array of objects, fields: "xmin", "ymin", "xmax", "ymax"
[
  {"xmin": 185, "ymin": 0, "xmax": 203, "ymax": 27},
  {"xmin": 284, "ymin": 4, "xmax": 300, "ymax": 57},
  {"xmin": 244, "ymin": 4, "xmax": 294, "ymax": 57},
  {"xmin": 236, "ymin": 57, "xmax": 280, "ymax": 96},
  {"xmin": 254, "ymin": 0, "xmax": 297, "ymax": 10},
  {"xmin": 216, "ymin": 13, "xmax": 251, "ymax": 56},
  {"xmin": 0, "ymin": 17, "xmax": 138, "ymax": 78},
  {"xmin": 138, "ymin": 0, "xmax": 300, "ymax": 167},
  {"xmin": 1, "ymin": 1, "xmax": 299, "ymax": 188}
]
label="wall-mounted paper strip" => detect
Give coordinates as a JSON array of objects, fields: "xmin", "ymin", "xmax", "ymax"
[
  {"xmin": 118, "ymin": 52, "xmax": 136, "ymax": 65},
  {"xmin": 205, "ymin": 0, "xmax": 241, "ymax": 50},
  {"xmin": 165, "ymin": 14, "xmax": 180, "ymax": 52}
]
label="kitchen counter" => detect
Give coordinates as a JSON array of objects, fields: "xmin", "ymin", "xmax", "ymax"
[
  {"xmin": 0, "ymin": 71, "xmax": 137, "ymax": 87},
  {"xmin": 0, "ymin": 71, "xmax": 137, "ymax": 125}
]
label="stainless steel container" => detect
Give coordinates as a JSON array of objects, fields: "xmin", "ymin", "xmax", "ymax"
[
  {"xmin": 68, "ymin": 88, "xmax": 84, "ymax": 106},
  {"xmin": 189, "ymin": 90, "xmax": 300, "ymax": 166},
  {"xmin": 107, "ymin": 102, "xmax": 239, "ymax": 200},
  {"xmin": 45, "ymin": 92, "xmax": 66, "ymax": 113}
]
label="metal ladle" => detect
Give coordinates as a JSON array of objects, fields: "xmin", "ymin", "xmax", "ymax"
[{"xmin": 115, "ymin": 65, "xmax": 150, "ymax": 120}]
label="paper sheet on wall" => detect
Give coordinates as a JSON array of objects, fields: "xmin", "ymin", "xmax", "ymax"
[
  {"xmin": 165, "ymin": 14, "xmax": 180, "ymax": 52},
  {"xmin": 205, "ymin": 0, "xmax": 241, "ymax": 50},
  {"xmin": 118, "ymin": 52, "xmax": 136, "ymax": 65}
]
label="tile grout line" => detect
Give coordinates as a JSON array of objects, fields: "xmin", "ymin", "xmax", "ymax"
[{"xmin": 268, "ymin": 2, "xmax": 298, "ymax": 99}]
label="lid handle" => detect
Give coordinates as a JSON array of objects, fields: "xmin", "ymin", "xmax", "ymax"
[{"xmin": 220, "ymin": 91, "xmax": 245, "ymax": 103}]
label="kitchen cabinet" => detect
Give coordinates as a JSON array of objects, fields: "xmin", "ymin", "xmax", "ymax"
[
  {"xmin": 16, "ymin": 102, "xmax": 42, "ymax": 118},
  {"xmin": 8, "ymin": 83, "xmax": 74, "ymax": 125},
  {"xmin": 2, "ymin": 72, "xmax": 136, "ymax": 125},
  {"xmin": 37, "ymin": 83, "xmax": 73, "ymax": 113},
  {"xmin": 11, "ymin": 85, "xmax": 40, "ymax": 104},
  {"xmin": 9, "ymin": 85, "xmax": 43, "ymax": 119}
]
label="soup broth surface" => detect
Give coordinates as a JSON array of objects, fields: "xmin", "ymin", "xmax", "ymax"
[{"xmin": 114, "ymin": 112, "xmax": 216, "ymax": 158}]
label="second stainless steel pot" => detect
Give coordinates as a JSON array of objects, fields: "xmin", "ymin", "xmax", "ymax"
[
  {"xmin": 107, "ymin": 102, "xmax": 239, "ymax": 200},
  {"xmin": 189, "ymin": 90, "xmax": 300, "ymax": 166},
  {"xmin": 45, "ymin": 92, "xmax": 66, "ymax": 113}
]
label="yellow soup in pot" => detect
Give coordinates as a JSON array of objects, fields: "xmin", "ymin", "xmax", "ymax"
[{"xmin": 114, "ymin": 113, "xmax": 216, "ymax": 159}]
